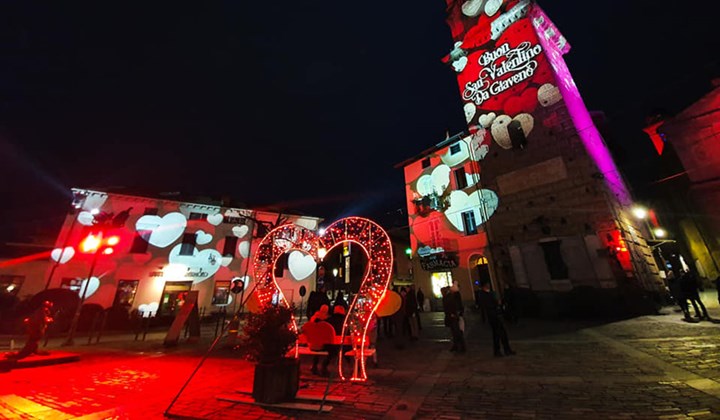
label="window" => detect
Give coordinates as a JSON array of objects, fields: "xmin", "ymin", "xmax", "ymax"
[
  {"xmin": 222, "ymin": 236, "xmax": 238, "ymax": 258},
  {"xmin": 212, "ymin": 281, "xmax": 231, "ymax": 305},
  {"xmin": 143, "ymin": 207, "xmax": 159, "ymax": 215},
  {"xmin": 421, "ymin": 158, "xmax": 431, "ymax": 169},
  {"xmin": 461, "ymin": 211, "xmax": 478, "ymax": 235},
  {"xmin": 449, "ymin": 143, "xmax": 462, "ymax": 155},
  {"xmin": 189, "ymin": 212, "xmax": 207, "ymax": 221},
  {"xmin": 454, "ymin": 167, "xmax": 467, "ymax": 189},
  {"xmin": 430, "ymin": 272, "xmax": 453, "ymax": 298},
  {"xmin": 130, "ymin": 229, "xmax": 152, "ymax": 253},
  {"xmin": 0, "ymin": 275, "xmax": 24, "ymax": 296},
  {"xmin": 540, "ymin": 240, "xmax": 568, "ymax": 280},
  {"xmin": 114, "ymin": 280, "xmax": 139, "ymax": 307},
  {"xmin": 179, "ymin": 233, "xmax": 196, "ymax": 256}
]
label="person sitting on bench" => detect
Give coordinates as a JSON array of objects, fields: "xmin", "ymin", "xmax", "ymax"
[{"xmin": 311, "ymin": 305, "xmax": 345, "ymax": 376}]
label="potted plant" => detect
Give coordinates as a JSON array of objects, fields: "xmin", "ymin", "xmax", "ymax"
[{"xmin": 237, "ymin": 304, "xmax": 299, "ymax": 404}]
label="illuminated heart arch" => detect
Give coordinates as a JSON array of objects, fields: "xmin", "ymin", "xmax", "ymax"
[
  {"xmin": 252, "ymin": 217, "xmax": 393, "ymax": 382},
  {"xmin": 321, "ymin": 217, "xmax": 393, "ymax": 382},
  {"xmin": 252, "ymin": 223, "xmax": 323, "ymax": 350}
]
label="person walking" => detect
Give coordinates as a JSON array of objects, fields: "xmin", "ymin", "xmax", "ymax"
[
  {"xmin": 442, "ymin": 284, "xmax": 466, "ymax": 353},
  {"xmin": 405, "ymin": 285, "xmax": 420, "ymax": 340},
  {"xmin": 416, "ymin": 287, "xmax": 425, "ymax": 312},
  {"xmin": 681, "ymin": 271, "xmax": 709, "ymax": 320},
  {"xmin": 477, "ymin": 281, "xmax": 515, "ymax": 357}
]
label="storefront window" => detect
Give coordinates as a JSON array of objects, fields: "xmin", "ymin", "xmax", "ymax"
[
  {"xmin": 212, "ymin": 280, "xmax": 231, "ymax": 305},
  {"xmin": 159, "ymin": 281, "xmax": 193, "ymax": 316},
  {"xmin": 114, "ymin": 280, "xmax": 139, "ymax": 307},
  {"xmin": 431, "ymin": 271, "xmax": 453, "ymax": 298}
]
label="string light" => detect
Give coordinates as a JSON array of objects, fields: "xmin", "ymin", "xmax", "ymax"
[
  {"xmin": 251, "ymin": 217, "xmax": 393, "ymax": 382},
  {"xmin": 321, "ymin": 217, "xmax": 393, "ymax": 382}
]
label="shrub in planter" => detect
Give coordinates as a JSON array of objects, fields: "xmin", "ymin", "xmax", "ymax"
[{"xmin": 236, "ymin": 304, "xmax": 298, "ymax": 404}]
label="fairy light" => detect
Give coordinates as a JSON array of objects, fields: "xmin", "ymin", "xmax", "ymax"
[
  {"xmin": 321, "ymin": 217, "xmax": 393, "ymax": 382},
  {"xmin": 252, "ymin": 223, "xmax": 323, "ymax": 356}
]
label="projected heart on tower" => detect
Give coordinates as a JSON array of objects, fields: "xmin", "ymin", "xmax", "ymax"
[
  {"xmin": 168, "ymin": 244, "xmax": 222, "ymax": 283},
  {"xmin": 287, "ymin": 250, "xmax": 316, "ymax": 280},
  {"xmin": 135, "ymin": 212, "xmax": 187, "ymax": 248},
  {"xmin": 51, "ymin": 247, "xmax": 75, "ymax": 264}
]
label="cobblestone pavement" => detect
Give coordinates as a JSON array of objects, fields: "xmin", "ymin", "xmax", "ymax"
[{"xmin": 1, "ymin": 304, "xmax": 720, "ymax": 419}]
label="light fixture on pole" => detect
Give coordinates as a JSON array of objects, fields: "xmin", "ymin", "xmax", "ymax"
[{"xmin": 631, "ymin": 206, "xmax": 648, "ymax": 220}]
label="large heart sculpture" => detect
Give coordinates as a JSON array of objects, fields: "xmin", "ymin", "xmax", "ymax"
[
  {"xmin": 445, "ymin": 189, "xmax": 499, "ymax": 231},
  {"xmin": 51, "ymin": 247, "xmax": 75, "ymax": 264},
  {"xmin": 168, "ymin": 244, "xmax": 222, "ymax": 283},
  {"xmin": 135, "ymin": 212, "xmax": 187, "ymax": 248},
  {"xmin": 287, "ymin": 250, "xmax": 317, "ymax": 280}
]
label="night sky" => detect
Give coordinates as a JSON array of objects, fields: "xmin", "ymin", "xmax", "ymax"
[{"xmin": 1, "ymin": 1, "xmax": 718, "ymax": 241}]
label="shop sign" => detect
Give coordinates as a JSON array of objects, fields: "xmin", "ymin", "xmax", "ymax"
[{"xmin": 420, "ymin": 252, "xmax": 459, "ymax": 271}]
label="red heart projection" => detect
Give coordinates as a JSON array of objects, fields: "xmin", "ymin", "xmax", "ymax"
[{"xmin": 252, "ymin": 217, "xmax": 393, "ymax": 382}]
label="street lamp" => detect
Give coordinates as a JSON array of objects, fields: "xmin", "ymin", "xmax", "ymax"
[
  {"xmin": 653, "ymin": 228, "xmax": 667, "ymax": 239},
  {"xmin": 631, "ymin": 206, "xmax": 648, "ymax": 220}
]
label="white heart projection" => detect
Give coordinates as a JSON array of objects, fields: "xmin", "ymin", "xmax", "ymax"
[
  {"xmin": 491, "ymin": 115, "xmax": 514, "ymax": 149},
  {"xmin": 461, "ymin": 0, "xmax": 485, "ymax": 17},
  {"xmin": 78, "ymin": 276, "xmax": 100, "ymax": 298},
  {"xmin": 416, "ymin": 164, "xmax": 451, "ymax": 198},
  {"xmin": 207, "ymin": 213, "xmax": 223, "ymax": 226},
  {"xmin": 538, "ymin": 83, "xmax": 562, "ymax": 107},
  {"xmin": 464, "ymin": 103, "xmax": 477, "ymax": 123},
  {"xmin": 168, "ymin": 244, "xmax": 222, "ymax": 284},
  {"xmin": 195, "ymin": 230, "xmax": 212, "ymax": 245},
  {"xmin": 484, "ymin": 0, "xmax": 502, "ymax": 16},
  {"xmin": 478, "ymin": 112, "xmax": 497, "ymax": 128},
  {"xmin": 452, "ymin": 56, "xmax": 468, "ymax": 73},
  {"xmin": 238, "ymin": 241, "xmax": 251, "ymax": 258},
  {"xmin": 441, "ymin": 139, "xmax": 471, "ymax": 167},
  {"xmin": 293, "ymin": 219, "xmax": 318, "ymax": 230},
  {"xmin": 220, "ymin": 256, "xmax": 233, "ymax": 267},
  {"xmin": 81, "ymin": 194, "xmax": 108, "ymax": 212},
  {"xmin": 469, "ymin": 131, "xmax": 490, "ymax": 161},
  {"xmin": 138, "ymin": 302, "xmax": 159, "ymax": 316},
  {"xmin": 135, "ymin": 212, "xmax": 187, "ymax": 248},
  {"xmin": 77, "ymin": 211, "xmax": 95, "ymax": 226},
  {"xmin": 287, "ymin": 250, "xmax": 317, "ymax": 281},
  {"xmin": 445, "ymin": 190, "xmax": 499, "ymax": 231},
  {"xmin": 51, "ymin": 247, "xmax": 75, "ymax": 264},
  {"xmin": 232, "ymin": 225, "xmax": 249, "ymax": 238}
]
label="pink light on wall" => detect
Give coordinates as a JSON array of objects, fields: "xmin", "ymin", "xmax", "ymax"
[{"xmin": 530, "ymin": 6, "xmax": 631, "ymax": 205}]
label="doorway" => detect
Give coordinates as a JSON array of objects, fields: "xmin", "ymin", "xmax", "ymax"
[{"xmin": 159, "ymin": 281, "xmax": 193, "ymax": 316}]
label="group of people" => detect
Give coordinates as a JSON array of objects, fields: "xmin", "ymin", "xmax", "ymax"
[
  {"xmin": 666, "ymin": 270, "xmax": 712, "ymax": 322},
  {"xmin": 442, "ymin": 281, "xmax": 515, "ymax": 357},
  {"xmin": 379, "ymin": 285, "xmax": 425, "ymax": 344}
]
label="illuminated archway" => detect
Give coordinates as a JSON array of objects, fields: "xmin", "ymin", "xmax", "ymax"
[
  {"xmin": 321, "ymin": 217, "xmax": 393, "ymax": 382},
  {"xmin": 252, "ymin": 223, "xmax": 323, "ymax": 354}
]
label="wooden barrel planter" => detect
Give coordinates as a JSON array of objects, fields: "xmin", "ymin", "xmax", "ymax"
[{"xmin": 252, "ymin": 357, "xmax": 300, "ymax": 404}]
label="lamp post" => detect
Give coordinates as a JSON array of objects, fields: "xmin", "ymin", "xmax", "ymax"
[{"xmin": 63, "ymin": 231, "xmax": 105, "ymax": 347}]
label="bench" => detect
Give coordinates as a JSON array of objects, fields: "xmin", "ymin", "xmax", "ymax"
[{"xmin": 295, "ymin": 321, "xmax": 377, "ymax": 367}]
